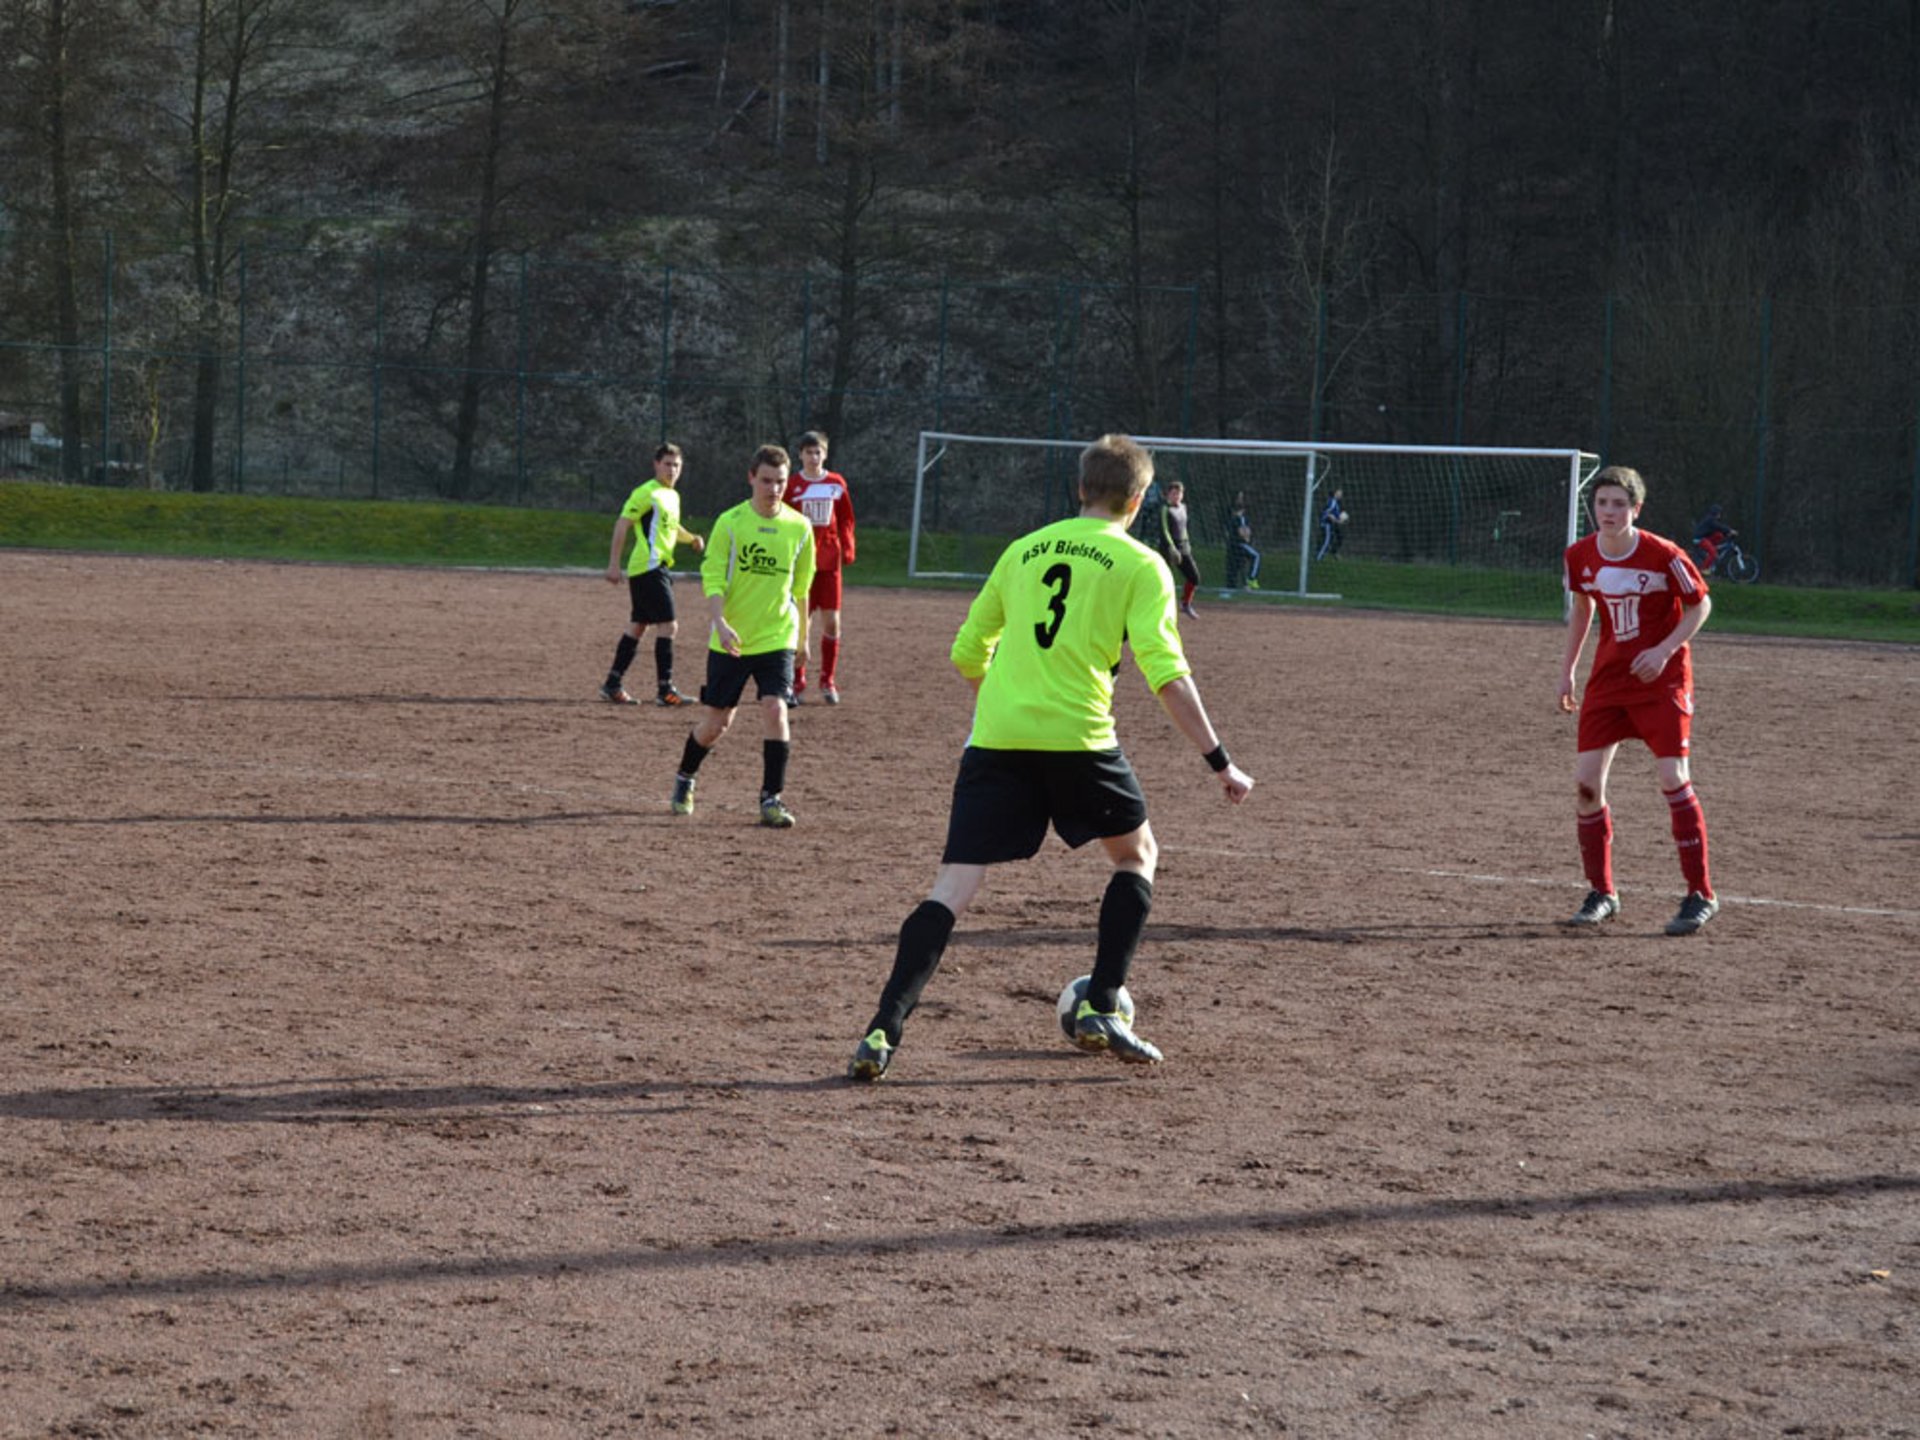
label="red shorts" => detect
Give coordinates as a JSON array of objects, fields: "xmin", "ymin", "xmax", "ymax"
[
  {"xmin": 808, "ymin": 566, "xmax": 843, "ymax": 611},
  {"xmin": 1578, "ymin": 686, "xmax": 1694, "ymax": 758}
]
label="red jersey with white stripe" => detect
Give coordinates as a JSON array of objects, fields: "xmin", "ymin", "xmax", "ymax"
[
  {"xmin": 1564, "ymin": 529, "xmax": 1709, "ymax": 704},
  {"xmin": 782, "ymin": 469, "xmax": 857, "ymax": 572}
]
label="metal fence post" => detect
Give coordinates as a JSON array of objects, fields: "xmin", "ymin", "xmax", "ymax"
[
  {"xmin": 1308, "ymin": 289, "xmax": 1327, "ymax": 442},
  {"xmin": 514, "ymin": 252, "xmax": 528, "ymax": 503},
  {"xmin": 371, "ymin": 245, "xmax": 384, "ymax": 499},
  {"xmin": 931, "ymin": 274, "xmax": 951, "ymax": 526},
  {"xmin": 1178, "ymin": 283, "xmax": 1199, "ymax": 435},
  {"xmin": 1908, "ymin": 397, "xmax": 1920, "ymax": 589},
  {"xmin": 234, "ymin": 240, "xmax": 247, "ymax": 491},
  {"xmin": 100, "ymin": 230, "xmax": 113, "ymax": 477},
  {"xmin": 1597, "ymin": 292, "xmax": 1615, "ymax": 463},
  {"xmin": 797, "ymin": 274, "xmax": 814, "ymax": 425},
  {"xmin": 1753, "ymin": 296, "xmax": 1772, "ymax": 553},
  {"xmin": 1452, "ymin": 289, "xmax": 1469, "ymax": 445},
  {"xmin": 658, "ymin": 265, "xmax": 674, "ymax": 444}
]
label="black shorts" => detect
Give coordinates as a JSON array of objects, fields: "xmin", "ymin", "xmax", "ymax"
[
  {"xmin": 941, "ymin": 747, "xmax": 1149, "ymax": 865},
  {"xmin": 700, "ymin": 648, "xmax": 795, "ymax": 710},
  {"xmin": 1167, "ymin": 547, "xmax": 1201, "ymax": 586},
  {"xmin": 627, "ymin": 569, "xmax": 675, "ymax": 626}
]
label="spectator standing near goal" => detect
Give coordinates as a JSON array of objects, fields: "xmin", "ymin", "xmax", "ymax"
[
  {"xmin": 782, "ymin": 430, "xmax": 856, "ymax": 704},
  {"xmin": 669, "ymin": 444, "xmax": 815, "ymax": 829},
  {"xmin": 1316, "ymin": 486, "xmax": 1349, "ymax": 560},
  {"xmin": 1153, "ymin": 479, "xmax": 1202, "ymax": 618},
  {"xmin": 1224, "ymin": 490, "xmax": 1262, "ymax": 589},
  {"xmin": 598, "ymin": 443, "xmax": 705, "ymax": 706},
  {"xmin": 847, "ymin": 433, "xmax": 1254, "ymax": 1082},
  {"xmin": 1558, "ymin": 465, "xmax": 1719, "ymax": 936}
]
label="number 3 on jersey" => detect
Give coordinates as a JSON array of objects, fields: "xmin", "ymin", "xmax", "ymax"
[{"xmin": 1034, "ymin": 562, "xmax": 1071, "ymax": 648}]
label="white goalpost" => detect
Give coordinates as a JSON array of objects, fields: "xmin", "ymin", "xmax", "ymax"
[{"xmin": 908, "ymin": 431, "xmax": 1601, "ymax": 619}]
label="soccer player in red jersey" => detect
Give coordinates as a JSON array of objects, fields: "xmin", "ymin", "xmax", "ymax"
[
  {"xmin": 1557, "ymin": 465, "xmax": 1719, "ymax": 936},
  {"xmin": 781, "ymin": 430, "xmax": 856, "ymax": 704}
]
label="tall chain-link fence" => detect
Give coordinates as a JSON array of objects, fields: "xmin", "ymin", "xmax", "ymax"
[{"xmin": 2, "ymin": 227, "xmax": 1917, "ymax": 587}]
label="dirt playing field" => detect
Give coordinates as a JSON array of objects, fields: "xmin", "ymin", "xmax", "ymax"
[{"xmin": 1, "ymin": 548, "xmax": 1916, "ymax": 1439}]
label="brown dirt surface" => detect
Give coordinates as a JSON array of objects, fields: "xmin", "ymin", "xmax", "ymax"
[{"xmin": 2, "ymin": 548, "xmax": 1916, "ymax": 1439}]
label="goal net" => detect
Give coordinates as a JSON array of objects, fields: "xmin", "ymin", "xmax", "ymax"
[{"xmin": 908, "ymin": 432, "xmax": 1601, "ymax": 619}]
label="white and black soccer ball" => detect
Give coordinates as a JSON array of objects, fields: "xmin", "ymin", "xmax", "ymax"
[{"xmin": 1056, "ymin": 974, "xmax": 1135, "ymax": 1041}]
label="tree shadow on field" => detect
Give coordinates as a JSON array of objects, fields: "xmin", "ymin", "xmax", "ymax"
[
  {"xmin": 4, "ymin": 1171, "xmax": 1914, "ymax": 1312},
  {"xmin": 173, "ymin": 692, "xmax": 591, "ymax": 708},
  {"xmin": 769, "ymin": 921, "xmax": 1562, "ymax": 951},
  {"xmin": 0, "ymin": 1073, "xmax": 835, "ymax": 1124},
  {"xmin": 11, "ymin": 810, "xmax": 650, "ymax": 829},
  {"xmin": 0, "ymin": 1065, "xmax": 1119, "ymax": 1124}
]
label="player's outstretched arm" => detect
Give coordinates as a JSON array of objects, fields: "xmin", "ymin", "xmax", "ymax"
[{"xmin": 1154, "ymin": 675, "xmax": 1254, "ymax": 803}]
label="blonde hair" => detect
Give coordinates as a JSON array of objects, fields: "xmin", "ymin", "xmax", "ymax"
[{"xmin": 1079, "ymin": 433, "xmax": 1154, "ymax": 513}]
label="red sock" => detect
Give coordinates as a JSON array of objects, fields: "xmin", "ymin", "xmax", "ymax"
[
  {"xmin": 1182, "ymin": 580, "xmax": 1196, "ymax": 606},
  {"xmin": 1577, "ymin": 806, "xmax": 1615, "ymax": 895},
  {"xmin": 821, "ymin": 637, "xmax": 840, "ymax": 687},
  {"xmin": 1664, "ymin": 783, "xmax": 1713, "ymax": 897},
  {"xmin": 793, "ymin": 660, "xmax": 807, "ymax": 691}
]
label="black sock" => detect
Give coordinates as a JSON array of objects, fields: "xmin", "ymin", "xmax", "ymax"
[
  {"xmin": 654, "ymin": 637, "xmax": 674, "ymax": 690},
  {"xmin": 608, "ymin": 633, "xmax": 639, "ymax": 684},
  {"xmin": 1086, "ymin": 871, "xmax": 1153, "ymax": 1013},
  {"xmin": 678, "ymin": 734, "xmax": 711, "ymax": 777},
  {"xmin": 867, "ymin": 900, "xmax": 957, "ymax": 1045},
  {"xmin": 761, "ymin": 739, "xmax": 790, "ymax": 798}
]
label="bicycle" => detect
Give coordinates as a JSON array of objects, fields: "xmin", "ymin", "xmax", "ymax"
[{"xmin": 1688, "ymin": 531, "xmax": 1760, "ymax": 584}]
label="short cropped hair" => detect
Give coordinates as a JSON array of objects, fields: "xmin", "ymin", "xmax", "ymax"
[
  {"xmin": 1591, "ymin": 464, "xmax": 1646, "ymax": 507},
  {"xmin": 1079, "ymin": 433, "xmax": 1154, "ymax": 514},
  {"xmin": 797, "ymin": 430, "xmax": 829, "ymax": 453},
  {"xmin": 752, "ymin": 443, "xmax": 792, "ymax": 473},
  {"xmin": 655, "ymin": 442, "xmax": 683, "ymax": 461}
]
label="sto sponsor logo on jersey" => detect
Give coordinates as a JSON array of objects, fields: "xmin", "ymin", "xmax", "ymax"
[
  {"xmin": 1020, "ymin": 537, "xmax": 1115, "ymax": 570},
  {"xmin": 739, "ymin": 540, "xmax": 785, "ymax": 576}
]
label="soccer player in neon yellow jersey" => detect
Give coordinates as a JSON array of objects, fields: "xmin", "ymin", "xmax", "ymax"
[
  {"xmin": 669, "ymin": 444, "xmax": 816, "ymax": 828},
  {"xmin": 848, "ymin": 433, "xmax": 1254, "ymax": 1080},
  {"xmin": 598, "ymin": 442, "xmax": 705, "ymax": 706}
]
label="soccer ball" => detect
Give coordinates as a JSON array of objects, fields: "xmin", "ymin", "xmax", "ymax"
[{"xmin": 1056, "ymin": 974, "xmax": 1135, "ymax": 1041}]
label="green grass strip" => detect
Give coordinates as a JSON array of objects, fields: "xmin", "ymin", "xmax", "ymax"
[{"xmin": 4, "ymin": 480, "xmax": 1916, "ymax": 643}]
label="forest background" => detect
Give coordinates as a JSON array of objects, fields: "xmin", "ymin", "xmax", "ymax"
[{"xmin": 4, "ymin": 0, "xmax": 1920, "ymax": 588}]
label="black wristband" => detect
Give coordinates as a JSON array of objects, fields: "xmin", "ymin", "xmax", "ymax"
[{"xmin": 1203, "ymin": 744, "xmax": 1230, "ymax": 773}]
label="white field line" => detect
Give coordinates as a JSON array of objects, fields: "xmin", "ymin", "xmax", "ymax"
[
  {"xmin": 1414, "ymin": 866, "xmax": 1920, "ymax": 920},
  {"xmin": 1174, "ymin": 846, "xmax": 1920, "ymax": 921}
]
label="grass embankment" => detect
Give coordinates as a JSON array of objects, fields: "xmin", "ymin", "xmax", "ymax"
[{"xmin": 3, "ymin": 480, "xmax": 1916, "ymax": 643}]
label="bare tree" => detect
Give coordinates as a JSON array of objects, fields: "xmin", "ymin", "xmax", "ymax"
[
  {"xmin": 387, "ymin": 0, "xmax": 638, "ymax": 498},
  {"xmin": 172, "ymin": 0, "xmax": 283, "ymax": 492},
  {"xmin": 1, "ymin": 0, "xmax": 137, "ymax": 477}
]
